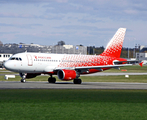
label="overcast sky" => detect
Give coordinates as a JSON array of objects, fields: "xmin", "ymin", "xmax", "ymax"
[{"xmin": 0, "ymin": 0, "xmax": 147, "ymax": 48}]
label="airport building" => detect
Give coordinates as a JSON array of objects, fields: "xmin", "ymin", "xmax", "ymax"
[
  {"xmin": 139, "ymin": 45, "xmax": 147, "ymax": 52},
  {"xmin": 136, "ymin": 46, "xmax": 147, "ymax": 62},
  {"xmin": 0, "ymin": 41, "xmax": 87, "ymax": 55},
  {"xmin": 51, "ymin": 45, "xmax": 87, "ymax": 54},
  {"xmin": 0, "ymin": 53, "xmax": 12, "ymax": 62},
  {"xmin": 136, "ymin": 53, "xmax": 147, "ymax": 61}
]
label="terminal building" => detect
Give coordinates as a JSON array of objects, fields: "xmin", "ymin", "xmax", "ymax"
[
  {"xmin": 136, "ymin": 53, "xmax": 147, "ymax": 60},
  {"xmin": 136, "ymin": 46, "xmax": 147, "ymax": 64}
]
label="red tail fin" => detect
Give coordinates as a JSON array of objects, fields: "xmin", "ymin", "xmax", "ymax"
[{"xmin": 100, "ymin": 28, "xmax": 126, "ymax": 58}]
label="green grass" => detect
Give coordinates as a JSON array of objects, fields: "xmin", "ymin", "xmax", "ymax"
[
  {"xmin": 0, "ymin": 89, "xmax": 147, "ymax": 120},
  {"xmin": 81, "ymin": 75, "xmax": 147, "ymax": 83},
  {"xmin": 104, "ymin": 65, "xmax": 147, "ymax": 73},
  {"xmin": 1, "ymin": 75, "xmax": 147, "ymax": 83}
]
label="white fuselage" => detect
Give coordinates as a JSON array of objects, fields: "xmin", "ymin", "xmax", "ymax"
[{"xmin": 4, "ymin": 52, "xmax": 117, "ymax": 74}]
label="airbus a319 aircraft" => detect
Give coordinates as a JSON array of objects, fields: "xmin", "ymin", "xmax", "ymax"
[{"xmin": 4, "ymin": 28, "xmax": 131, "ymax": 84}]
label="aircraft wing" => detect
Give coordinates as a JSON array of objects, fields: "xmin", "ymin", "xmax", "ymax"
[
  {"xmin": 75, "ymin": 64, "xmax": 132, "ymax": 70},
  {"xmin": 55, "ymin": 64, "xmax": 132, "ymax": 71}
]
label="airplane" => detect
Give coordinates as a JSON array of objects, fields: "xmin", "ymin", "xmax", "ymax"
[{"xmin": 4, "ymin": 28, "xmax": 133, "ymax": 84}]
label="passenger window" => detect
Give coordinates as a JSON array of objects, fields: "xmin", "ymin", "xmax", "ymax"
[{"xmin": 19, "ymin": 58, "xmax": 22, "ymax": 61}]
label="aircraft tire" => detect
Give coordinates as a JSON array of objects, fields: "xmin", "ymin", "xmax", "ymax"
[
  {"xmin": 73, "ymin": 79, "xmax": 82, "ymax": 84},
  {"xmin": 48, "ymin": 77, "xmax": 56, "ymax": 83},
  {"xmin": 21, "ymin": 79, "xmax": 26, "ymax": 83}
]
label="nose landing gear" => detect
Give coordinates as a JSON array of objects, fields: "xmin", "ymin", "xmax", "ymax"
[
  {"xmin": 19, "ymin": 73, "xmax": 26, "ymax": 83},
  {"xmin": 21, "ymin": 79, "xmax": 26, "ymax": 83}
]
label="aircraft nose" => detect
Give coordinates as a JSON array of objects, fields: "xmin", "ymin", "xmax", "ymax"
[
  {"xmin": 3, "ymin": 61, "xmax": 8, "ymax": 69},
  {"xmin": 3, "ymin": 61, "xmax": 12, "ymax": 71}
]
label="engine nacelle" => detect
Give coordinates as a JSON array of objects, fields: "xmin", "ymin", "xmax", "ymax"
[{"xmin": 57, "ymin": 69, "xmax": 77, "ymax": 80}]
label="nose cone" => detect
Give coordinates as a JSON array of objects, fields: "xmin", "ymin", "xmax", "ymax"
[
  {"xmin": 3, "ymin": 61, "xmax": 13, "ymax": 71},
  {"xmin": 4, "ymin": 61, "xmax": 9, "ymax": 70}
]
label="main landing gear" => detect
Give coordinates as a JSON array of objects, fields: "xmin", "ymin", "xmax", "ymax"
[
  {"xmin": 73, "ymin": 71, "xmax": 82, "ymax": 84},
  {"xmin": 48, "ymin": 75, "xmax": 56, "ymax": 83},
  {"xmin": 48, "ymin": 75, "xmax": 82, "ymax": 84},
  {"xmin": 73, "ymin": 78, "xmax": 82, "ymax": 84}
]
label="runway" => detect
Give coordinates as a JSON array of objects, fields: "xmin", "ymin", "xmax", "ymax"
[{"xmin": 0, "ymin": 81, "xmax": 147, "ymax": 89}]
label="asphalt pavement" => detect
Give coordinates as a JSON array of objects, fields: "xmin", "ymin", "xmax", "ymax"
[{"xmin": 0, "ymin": 81, "xmax": 147, "ymax": 89}]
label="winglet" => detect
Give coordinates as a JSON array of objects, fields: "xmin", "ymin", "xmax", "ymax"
[{"xmin": 100, "ymin": 28, "xmax": 126, "ymax": 58}]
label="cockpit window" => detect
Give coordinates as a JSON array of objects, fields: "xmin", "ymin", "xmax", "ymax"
[
  {"xmin": 10, "ymin": 57, "xmax": 15, "ymax": 60},
  {"xmin": 9, "ymin": 57, "xmax": 22, "ymax": 61}
]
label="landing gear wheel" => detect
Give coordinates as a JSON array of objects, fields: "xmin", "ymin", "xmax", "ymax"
[
  {"xmin": 21, "ymin": 79, "xmax": 26, "ymax": 83},
  {"xmin": 48, "ymin": 77, "xmax": 56, "ymax": 83},
  {"xmin": 19, "ymin": 73, "xmax": 26, "ymax": 83},
  {"xmin": 73, "ymin": 79, "xmax": 82, "ymax": 84}
]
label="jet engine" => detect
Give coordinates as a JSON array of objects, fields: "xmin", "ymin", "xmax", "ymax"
[{"xmin": 57, "ymin": 69, "xmax": 77, "ymax": 80}]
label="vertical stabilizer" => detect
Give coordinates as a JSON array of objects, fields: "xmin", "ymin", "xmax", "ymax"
[{"xmin": 100, "ymin": 28, "xmax": 126, "ymax": 58}]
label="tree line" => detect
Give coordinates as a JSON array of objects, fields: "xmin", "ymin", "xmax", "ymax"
[{"xmin": 87, "ymin": 46, "xmax": 139, "ymax": 58}]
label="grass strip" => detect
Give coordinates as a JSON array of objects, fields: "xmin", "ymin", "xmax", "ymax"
[
  {"xmin": 0, "ymin": 89, "xmax": 147, "ymax": 120},
  {"xmin": 1, "ymin": 75, "xmax": 147, "ymax": 83},
  {"xmin": 104, "ymin": 65, "xmax": 147, "ymax": 73}
]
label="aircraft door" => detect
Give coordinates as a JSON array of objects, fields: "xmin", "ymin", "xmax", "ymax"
[{"xmin": 26, "ymin": 54, "xmax": 33, "ymax": 66}]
